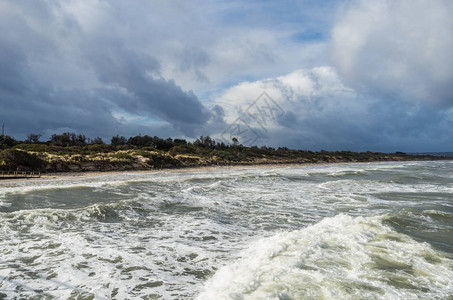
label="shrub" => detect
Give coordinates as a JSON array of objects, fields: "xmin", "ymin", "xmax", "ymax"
[
  {"xmin": 88, "ymin": 144, "xmax": 113, "ymax": 153},
  {"xmin": 0, "ymin": 135, "xmax": 18, "ymax": 147},
  {"xmin": 0, "ymin": 149, "xmax": 47, "ymax": 170},
  {"xmin": 115, "ymin": 153, "xmax": 134, "ymax": 161},
  {"xmin": 14, "ymin": 143, "xmax": 50, "ymax": 153}
]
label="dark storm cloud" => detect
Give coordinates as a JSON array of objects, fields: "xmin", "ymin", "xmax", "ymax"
[
  {"xmin": 274, "ymin": 98, "xmax": 453, "ymax": 152},
  {"xmin": 83, "ymin": 41, "xmax": 211, "ymax": 128},
  {"xmin": 0, "ymin": 1, "xmax": 211, "ymax": 139}
]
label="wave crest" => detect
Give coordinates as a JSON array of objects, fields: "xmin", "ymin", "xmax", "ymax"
[{"xmin": 197, "ymin": 214, "xmax": 453, "ymax": 299}]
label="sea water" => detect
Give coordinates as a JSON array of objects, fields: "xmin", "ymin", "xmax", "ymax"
[{"xmin": 0, "ymin": 161, "xmax": 452, "ymax": 299}]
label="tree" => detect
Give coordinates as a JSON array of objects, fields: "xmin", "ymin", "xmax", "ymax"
[
  {"xmin": 111, "ymin": 135, "xmax": 127, "ymax": 146},
  {"xmin": 0, "ymin": 135, "xmax": 17, "ymax": 147},
  {"xmin": 50, "ymin": 132, "xmax": 87, "ymax": 146},
  {"xmin": 75, "ymin": 134, "xmax": 87, "ymax": 145},
  {"xmin": 91, "ymin": 137, "xmax": 105, "ymax": 145},
  {"xmin": 173, "ymin": 139, "xmax": 187, "ymax": 145},
  {"xmin": 216, "ymin": 141, "xmax": 227, "ymax": 150},
  {"xmin": 194, "ymin": 136, "xmax": 216, "ymax": 149},
  {"xmin": 26, "ymin": 133, "xmax": 42, "ymax": 143},
  {"xmin": 127, "ymin": 135, "xmax": 152, "ymax": 147},
  {"xmin": 152, "ymin": 136, "xmax": 174, "ymax": 150}
]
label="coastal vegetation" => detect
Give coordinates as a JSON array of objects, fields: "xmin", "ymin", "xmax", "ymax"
[{"xmin": 0, "ymin": 133, "xmax": 448, "ymax": 172}]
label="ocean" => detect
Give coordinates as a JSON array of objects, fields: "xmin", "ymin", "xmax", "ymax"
[{"xmin": 0, "ymin": 161, "xmax": 452, "ymax": 299}]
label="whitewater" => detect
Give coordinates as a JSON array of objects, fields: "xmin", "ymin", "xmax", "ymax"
[{"xmin": 0, "ymin": 161, "xmax": 452, "ymax": 299}]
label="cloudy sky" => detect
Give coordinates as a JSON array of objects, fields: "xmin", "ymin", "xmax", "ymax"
[{"xmin": 1, "ymin": 0, "xmax": 452, "ymax": 152}]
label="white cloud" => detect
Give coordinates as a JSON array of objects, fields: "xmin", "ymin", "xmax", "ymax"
[
  {"xmin": 331, "ymin": 0, "xmax": 453, "ymax": 105},
  {"xmin": 212, "ymin": 66, "xmax": 453, "ymax": 151},
  {"xmin": 212, "ymin": 67, "xmax": 371, "ymax": 148},
  {"xmin": 215, "ymin": 66, "xmax": 357, "ymax": 123}
]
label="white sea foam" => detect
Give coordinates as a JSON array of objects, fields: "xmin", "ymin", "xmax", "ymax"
[
  {"xmin": 1, "ymin": 161, "xmax": 452, "ymax": 299},
  {"xmin": 197, "ymin": 214, "xmax": 453, "ymax": 300}
]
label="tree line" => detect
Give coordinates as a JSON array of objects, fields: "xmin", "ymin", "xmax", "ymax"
[{"xmin": 0, "ymin": 132, "xmax": 237, "ymax": 151}]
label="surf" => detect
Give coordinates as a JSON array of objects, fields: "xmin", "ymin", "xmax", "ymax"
[{"xmin": 197, "ymin": 214, "xmax": 453, "ymax": 299}]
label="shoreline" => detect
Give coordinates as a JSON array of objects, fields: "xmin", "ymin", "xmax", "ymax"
[
  {"xmin": 0, "ymin": 159, "xmax": 443, "ymax": 185},
  {"xmin": 3, "ymin": 144, "xmax": 450, "ymax": 177}
]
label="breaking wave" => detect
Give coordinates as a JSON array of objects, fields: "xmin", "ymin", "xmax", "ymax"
[{"xmin": 198, "ymin": 214, "xmax": 453, "ymax": 299}]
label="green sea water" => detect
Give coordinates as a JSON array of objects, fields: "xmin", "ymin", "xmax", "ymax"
[{"xmin": 0, "ymin": 161, "xmax": 452, "ymax": 299}]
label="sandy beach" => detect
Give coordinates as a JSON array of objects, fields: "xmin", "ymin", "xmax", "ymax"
[
  {"xmin": 0, "ymin": 163, "xmax": 303, "ymax": 186},
  {"xmin": 0, "ymin": 161, "xmax": 379, "ymax": 187}
]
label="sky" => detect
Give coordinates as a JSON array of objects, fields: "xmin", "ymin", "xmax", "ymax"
[{"xmin": 1, "ymin": 0, "xmax": 452, "ymax": 152}]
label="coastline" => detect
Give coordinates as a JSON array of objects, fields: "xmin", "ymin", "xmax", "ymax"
[
  {"xmin": 0, "ymin": 159, "xmax": 441, "ymax": 186},
  {"xmin": 2, "ymin": 144, "xmax": 450, "ymax": 177}
]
